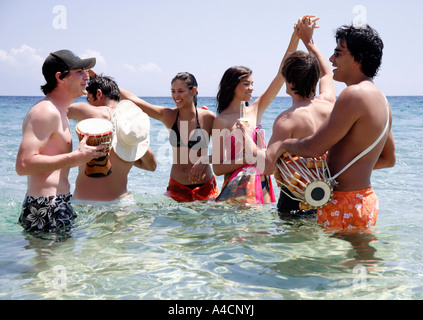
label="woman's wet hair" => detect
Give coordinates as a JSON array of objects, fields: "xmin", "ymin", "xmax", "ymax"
[{"xmin": 216, "ymin": 66, "xmax": 252, "ymax": 114}]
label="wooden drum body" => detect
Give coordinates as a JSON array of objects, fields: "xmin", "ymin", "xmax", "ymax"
[
  {"xmin": 75, "ymin": 118, "xmax": 114, "ymax": 178},
  {"xmin": 276, "ymin": 153, "xmax": 333, "ymax": 209}
]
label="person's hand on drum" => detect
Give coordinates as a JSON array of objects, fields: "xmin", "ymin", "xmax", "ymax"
[
  {"xmin": 75, "ymin": 134, "xmax": 107, "ymax": 164},
  {"xmin": 275, "ymin": 142, "xmax": 288, "ymax": 163}
]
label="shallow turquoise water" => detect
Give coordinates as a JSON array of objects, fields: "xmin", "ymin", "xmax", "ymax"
[{"xmin": 1, "ymin": 96, "xmax": 422, "ymax": 300}]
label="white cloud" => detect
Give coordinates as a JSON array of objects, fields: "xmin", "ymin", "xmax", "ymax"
[
  {"xmin": 122, "ymin": 63, "xmax": 137, "ymax": 73},
  {"xmin": 0, "ymin": 49, "xmax": 17, "ymax": 65},
  {"xmin": 139, "ymin": 62, "xmax": 162, "ymax": 73},
  {"xmin": 0, "ymin": 44, "xmax": 43, "ymax": 69},
  {"xmin": 121, "ymin": 62, "xmax": 162, "ymax": 74},
  {"xmin": 81, "ymin": 49, "xmax": 107, "ymax": 68}
]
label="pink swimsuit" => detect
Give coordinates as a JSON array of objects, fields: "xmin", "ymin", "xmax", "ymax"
[{"xmin": 216, "ymin": 125, "xmax": 275, "ymax": 205}]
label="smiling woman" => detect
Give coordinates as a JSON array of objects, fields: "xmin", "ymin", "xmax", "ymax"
[
  {"xmin": 120, "ymin": 72, "xmax": 218, "ymax": 202},
  {"xmin": 211, "ymin": 21, "xmax": 307, "ymax": 205},
  {"xmin": 212, "ymin": 64, "xmax": 279, "ymax": 205}
]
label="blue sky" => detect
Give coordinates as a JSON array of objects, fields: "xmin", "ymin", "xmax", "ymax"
[{"xmin": 0, "ymin": 0, "xmax": 421, "ymax": 97}]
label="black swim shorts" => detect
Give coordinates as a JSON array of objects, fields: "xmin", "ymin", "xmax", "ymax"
[
  {"xmin": 277, "ymin": 188, "xmax": 316, "ymax": 217},
  {"xmin": 19, "ymin": 194, "xmax": 77, "ymax": 232}
]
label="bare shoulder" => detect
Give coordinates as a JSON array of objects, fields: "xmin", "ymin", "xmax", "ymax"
[
  {"xmin": 198, "ymin": 107, "xmax": 216, "ymax": 120},
  {"xmin": 22, "ymin": 100, "xmax": 62, "ymax": 136},
  {"xmin": 68, "ymin": 101, "xmax": 90, "ymax": 112},
  {"xmin": 27, "ymin": 100, "xmax": 61, "ymax": 122},
  {"xmin": 68, "ymin": 102, "xmax": 110, "ymax": 121},
  {"xmin": 69, "ymin": 101, "xmax": 88, "ymax": 110},
  {"xmin": 161, "ymin": 107, "xmax": 178, "ymax": 128},
  {"xmin": 333, "ymin": 86, "xmax": 363, "ymax": 114},
  {"xmin": 32, "ymin": 99, "xmax": 58, "ymax": 112},
  {"xmin": 67, "ymin": 102, "xmax": 88, "ymax": 119},
  {"xmin": 212, "ymin": 113, "xmax": 231, "ymax": 130},
  {"xmin": 312, "ymin": 97, "xmax": 334, "ymax": 117},
  {"xmin": 197, "ymin": 108, "xmax": 216, "ymax": 133},
  {"xmin": 341, "ymin": 82, "xmax": 383, "ymax": 101},
  {"xmin": 337, "ymin": 85, "xmax": 363, "ymax": 102},
  {"xmin": 339, "ymin": 83, "xmax": 385, "ymax": 113},
  {"xmin": 271, "ymin": 109, "xmax": 297, "ymax": 135},
  {"xmin": 273, "ymin": 108, "xmax": 294, "ymax": 127}
]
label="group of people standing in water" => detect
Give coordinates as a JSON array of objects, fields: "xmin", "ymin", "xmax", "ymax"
[{"xmin": 15, "ymin": 15, "xmax": 396, "ymax": 234}]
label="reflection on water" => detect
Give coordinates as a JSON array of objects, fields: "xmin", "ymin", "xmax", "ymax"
[{"xmin": 1, "ymin": 194, "xmax": 410, "ymax": 300}]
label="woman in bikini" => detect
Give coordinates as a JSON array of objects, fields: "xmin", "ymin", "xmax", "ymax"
[{"xmin": 120, "ymin": 72, "xmax": 218, "ymax": 202}]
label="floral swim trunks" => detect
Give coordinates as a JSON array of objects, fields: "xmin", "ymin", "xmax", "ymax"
[
  {"xmin": 317, "ymin": 188, "xmax": 379, "ymax": 230},
  {"xmin": 19, "ymin": 194, "xmax": 77, "ymax": 232}
]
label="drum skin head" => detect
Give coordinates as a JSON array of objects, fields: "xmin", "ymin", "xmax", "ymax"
[
  {"xmin": 303, "ymin": 180, "xmax": 333, "ymax": 209},
  {"xmin": 76, "ymin": 118, "xmax": 113, "ymax": 137}
]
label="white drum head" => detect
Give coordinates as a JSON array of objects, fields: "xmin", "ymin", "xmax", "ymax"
[
  {"xmin": 76, "ymin": 118, "xmax": 113, "ymax": 135},
  {"xmin": 303, "ymin": 180, "xmax": 333, "ymax": 209}
]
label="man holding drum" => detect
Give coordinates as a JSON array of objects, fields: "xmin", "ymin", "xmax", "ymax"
[
  {"xmin": 16, "ymin": 50, "xmax": 105, "ymax": 232},
  {"xmin": 68, "ymin": 74, "xmax": 157, "ymax": 202},
  {"xmin": 274, "ymin": 24, "xmax": 396, "ymax": 230}
]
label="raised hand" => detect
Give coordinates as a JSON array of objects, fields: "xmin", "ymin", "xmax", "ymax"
[{"xmin": 294, "ymin": 15, "xmax": 320, "ymax": 41}]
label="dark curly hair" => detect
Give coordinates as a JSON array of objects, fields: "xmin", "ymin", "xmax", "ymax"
[
  {"xmin": 87, "ymin": 75, "xmax": 120, "ymax": 102},
  {"xmin": 335, "ymin": 24, "xmax": 384, "ymax": 78}
]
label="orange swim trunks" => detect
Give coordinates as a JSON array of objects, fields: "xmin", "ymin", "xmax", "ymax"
[
  {"xmin": 165, "ymin": 176, "xmax": 219, "ymax": 203},
  {"xmin": 317, "ymin": 188, "xmax": 379, "ymax": 230}
]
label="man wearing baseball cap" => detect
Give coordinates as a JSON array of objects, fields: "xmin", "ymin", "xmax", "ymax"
[
  {"xmin": 16, "ymin": 49, "xmax": 104, "ymax": 234},
  {"xmin": 41, "ymin": 49, "xmax": 96, "ymax": 95}
]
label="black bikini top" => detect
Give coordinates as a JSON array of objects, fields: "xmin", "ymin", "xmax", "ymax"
[{"xmin": 169, "ymin": 108, "xmax": 208, "ymax": 150}]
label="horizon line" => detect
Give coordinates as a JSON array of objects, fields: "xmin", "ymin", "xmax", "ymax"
[{"xmin": 0, "ymin": 94, "xmax": 422, "ymax": 98}]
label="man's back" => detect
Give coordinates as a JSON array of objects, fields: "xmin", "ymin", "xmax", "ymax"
[
  {"xmin": 73, "ymin": 150, "xmax": 134, "ymax": 201},
  {"xmin": 265, "ymin": 96, "xmax": 333, "ymax": 176},
  {"xmin": 280, "ymin": 98, "xmax": 333, "ymax": 139}
]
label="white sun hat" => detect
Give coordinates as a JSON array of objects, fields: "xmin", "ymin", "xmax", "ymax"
[{"xmin": 111, "ymin": 100, "xmax": 150, "ymax": 162}]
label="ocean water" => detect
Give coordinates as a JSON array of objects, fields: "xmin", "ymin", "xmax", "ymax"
[{"xmin": 0, "ymin": 95, "xmax": 422, "ymax": 301}]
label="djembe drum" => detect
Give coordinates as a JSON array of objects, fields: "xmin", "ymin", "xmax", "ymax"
[
  {"xmin": 75, "ymin": 118, "xmax": 114, "ymax": 177},
  {"xmin": 276, "ymin": 153, "xmax": 334, "ymax": 209}
]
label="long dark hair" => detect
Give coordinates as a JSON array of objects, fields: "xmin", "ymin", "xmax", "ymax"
[
  {"xmin": 216, "ymin": 66, "xmax": 252, "ymax": 114},
  {"xmin": 171, "ymin": 72, "xmax": 198, "ymax": 107}
]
